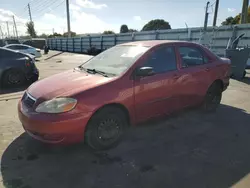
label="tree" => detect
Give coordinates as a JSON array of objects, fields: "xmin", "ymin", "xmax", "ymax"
[
  {"xmin": 103, "ymin": 30, "xmax": 115, "ymax": 34},
  {"xmin": 221, "ymin": 6, "xmax": 250, "ymax": 25},
  {"xmin": 222, "ymin": 15, "xmax": 240, "ymax": 25},
  {"xmin": 63, "ymin": 31, "xmax": 76, "ymax": 37},
  {"xmin": 39, "ymin": 33, "xmax": 48, "ymax": 38},
  {"xmin": 120, "ymin": 24, "xmax": 129, "ymax": 33},
  {"xmin": 128, "ymin": 29, "xmax": 138, "ymax": 32},
  {"xmin": 26, "ymin": 21, "xmax": 37, "ymax": 38},
  {"xmin": 142, "ymin": 19, "xmax": 171, "ymax": 31},
  {"xmin": 48, "ymin": 32, "xmax": 62, "ymax": 38}
]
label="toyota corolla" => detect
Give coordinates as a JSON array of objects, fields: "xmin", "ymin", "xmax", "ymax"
[{"xmin": 18, "ymin": 40, "xmax": 230, "ymax": 150}]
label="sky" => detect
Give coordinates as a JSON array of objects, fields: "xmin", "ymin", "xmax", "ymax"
[{"xmin": 0, "ymin": 0, "xmax": 243, "ymax": 37}]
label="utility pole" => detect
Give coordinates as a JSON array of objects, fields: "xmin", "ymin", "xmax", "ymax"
[
  {"xmin": 240, "ymin": 0, "xmax": 249, "ymax": 24},
  {"xmin": 66, "ymin": 0, "xmax": 71, "ymax": 37},
  {"xmin": 28, "ymin": 3, "xmax": 33, "ymax": 22},
  {"xmin": 52, "ymin": 28, "xmax": 54, "ymax": 35},
  {"xmin": 213, "ymin": 0, "xmax": 219, "ymax": 26},
  {"xmin": 204, "ymin": 1, "xmax": 210, "ymax": 32},
  {"xmin": 0, "ymin": 25, "xmax": 3, "ymax": 39},
  {"xmin": 12, "ymin": 15, "xmax": 18, "ymax": 38},
  {"xmin": 13, "ymin": 25, "xmax": 15, "ymax": 38},
  {"xmin": 6, "ymin": 21, "xmax": 10, "ymax": 38}
]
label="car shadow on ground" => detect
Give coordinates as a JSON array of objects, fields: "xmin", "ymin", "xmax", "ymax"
[
  {"xmin": 0, "ymin": 86, "xmax": 28, "ymax": 95},
  {"xmin": 241, "ymin": 77, "xmax": 250, "ymax": 85},
  {"xmin": 1, "ymin": 104, "xmax": 250, "ymax": 188},
  {"xmin": 0, "ymin": 80, "xmax": 36, "ymax": 95}
]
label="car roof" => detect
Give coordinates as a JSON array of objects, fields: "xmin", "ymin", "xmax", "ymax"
[
  {"xmin": 119, "ymin": 40, "xmax": 197, "ymax": 47},
  {"xmin": 5, "ymin": 44, "xmax": 32, "ymax": 48},
  {"xmin": 0, "ymin": 47, "xmax": 16, "ymax": 52}
]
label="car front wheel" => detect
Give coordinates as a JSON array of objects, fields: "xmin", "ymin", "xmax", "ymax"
[
  {"xmin": 85, "ymin": 107, "xmax": 128, "ymax": 150},
  {"xmin": 203, "ymin": 83, "xmax": 222, "ymax": 112}
]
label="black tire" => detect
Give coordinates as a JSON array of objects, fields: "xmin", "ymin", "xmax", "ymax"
[
  {"xmin": 2, "ymin": 69, "xmax": 25, "ymax": 88},
  {"xmin": 202, "ymin": 83, "xmax": 222, "ymax": 112},
  {"xmin": 242, "ymin": 70, "xmax": 246, "ymax": 79},
  {"xmin": 85, "ymin": 107, "xmax": 128, "ymax": 150}
]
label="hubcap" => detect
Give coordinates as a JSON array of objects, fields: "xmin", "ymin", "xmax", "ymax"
[
  {"xmin": 97, "ymin": 118, "xmax": 120, "ymax": 142},
  {"xmin": 8, "ymin": 73, "xmax": 21, "ymax": 84}
]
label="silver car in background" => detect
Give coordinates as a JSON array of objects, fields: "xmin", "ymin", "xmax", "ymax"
[{"xmin": 4, "ymin": 44, "xmax": 42, "ymax": 58}]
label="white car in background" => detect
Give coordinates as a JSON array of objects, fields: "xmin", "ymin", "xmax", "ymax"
[{"xmin": 4, "ymin": 44, "xmax": 42, "ymax": 58}]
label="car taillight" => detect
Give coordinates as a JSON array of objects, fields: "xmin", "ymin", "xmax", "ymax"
[{"xmin": 25, "ymin": 57, "xmax": 31, "ymax": 67}]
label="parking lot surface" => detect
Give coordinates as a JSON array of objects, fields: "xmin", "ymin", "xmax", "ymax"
[{"xmin": 1, "ymin": 51, "xmax": 250, "ymax": 188}]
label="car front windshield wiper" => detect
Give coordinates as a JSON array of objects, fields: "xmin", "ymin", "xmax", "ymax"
[{"xmin": 79, "ymin": 67, "xmax": 113, "ymax": 77}]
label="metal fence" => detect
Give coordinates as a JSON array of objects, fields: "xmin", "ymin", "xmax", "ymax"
[{"xmin": 47, "ymin": 23, "xmax": 250, "ymax": 57}]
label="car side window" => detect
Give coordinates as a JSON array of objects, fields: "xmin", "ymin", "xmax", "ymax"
[
  {"xmin": 143, "ymin": 46, "xmax": 177, "ymax": 73},
  {"xmin": 7, "ymin": 45, "xmax": 17, "ymax": 50},
  {"xmin": 179, "ymin": 46, "xmax": 207, "ymax": 68},
  {"xmin": 19, "ymin": 46, "xmax": 29, "ymax": 50}
]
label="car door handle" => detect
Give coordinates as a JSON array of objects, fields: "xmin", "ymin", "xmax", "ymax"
[{"xmin": 205, "ymin": 68, "xmax": 210, "ymax": 71}]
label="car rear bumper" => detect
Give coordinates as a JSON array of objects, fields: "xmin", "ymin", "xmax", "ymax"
[
  {"xmin": 35, "ymin": 52, "xmax": 42, "ymax": 58},
  {"xmin": 18, "ymin": 100, "xmax": 92, "ymax": 145},
  {"xmin": 25, "ymin": 68, "xmax": 39, "ymax": 82}
]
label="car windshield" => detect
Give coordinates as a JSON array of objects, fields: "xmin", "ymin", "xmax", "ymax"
[{"xmin": 80, "ymin": 45, "xmax": 149, "ymax": 76}]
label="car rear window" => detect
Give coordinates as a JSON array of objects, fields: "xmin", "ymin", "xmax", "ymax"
[{"xmin": 0, "ymin": 48, "xmax": 24, "ymax": 58}]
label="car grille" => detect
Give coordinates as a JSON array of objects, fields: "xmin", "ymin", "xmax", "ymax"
[{"xmin": 22, "ymin": 92, "xmax": 36, "ymax": 108}]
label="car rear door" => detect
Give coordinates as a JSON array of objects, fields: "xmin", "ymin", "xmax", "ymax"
[
  {"xmin": 133, "ymin": 45, "xmax": 182, "ymax": 122},
  {"xmin": 175, "ymin": 45, "xmax": 213, "ymax": 107}
]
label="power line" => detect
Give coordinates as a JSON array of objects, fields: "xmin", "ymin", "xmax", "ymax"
[
  {"xmin": 16, "ymin": 5, "xmax": 28, "ymax": 18},
  {"xmin": 208, "ymin": 1, "xmax": 216, "ymax": 7},
  {"xmin": 31, "ymin": 0, "xmax": 57, "ymax": 13},
  {"xmin": 32, "ymin": 0, "xmax": 61, "ymax": 18},
  {"xmin": 33, "ymin": 0, "xmax": 65, "ymax": 19},
  {"xmin": 30, "ymin": 0, "xmax": 51, "ymax": 10}
]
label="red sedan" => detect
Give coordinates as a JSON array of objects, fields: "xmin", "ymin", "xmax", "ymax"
[{"xmin": 18, "ymin": 40, "xmax": 231, "ymax": 150}]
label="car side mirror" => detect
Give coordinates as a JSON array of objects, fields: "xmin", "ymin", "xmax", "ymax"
[{"xmin": 136, "ymin": 67, "xmax": 155, "ymax": 77}]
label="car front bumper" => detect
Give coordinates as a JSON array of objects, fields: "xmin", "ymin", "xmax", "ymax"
[{"xmin": 18, "ymin": 100, "xmax": 92, "ymax": 144}]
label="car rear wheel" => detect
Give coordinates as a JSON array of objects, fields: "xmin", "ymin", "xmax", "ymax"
[
  {"xmin": 203, "ymin": 83, "xmax": 222, "ymax": 112},
  {"xmin": 85, "ymin": 107, "xmax": 127, "ymax": 150},
  {"xmin": 2, "ymin": 69, "xmax": 25, "ymax": 87}
]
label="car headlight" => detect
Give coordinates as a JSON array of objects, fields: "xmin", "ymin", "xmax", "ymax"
[{"xmin": 35, "ymin": 98, "xmax": 77, "ymax": 113}]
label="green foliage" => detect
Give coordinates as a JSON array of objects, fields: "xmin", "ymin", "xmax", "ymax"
[
  {"xmin": 221, "ymin": 6, "xmax": 250, "ymax": 25},
  {"xmin": 48, "ymin": 32, "xmax": 62, "ymax": 38},
  {"xmin": 128, "ymin": 29, "xmax": 138, "ymax": 32},
  {"xmin": 103, "ymin": 30, "xmax": 115, "ymax": 34},
  {"xmin": 120, "ymin": 24, "xmax": 129, "ymax": 33},
  {"xmin": 26, "ymin": 21, "xmax": 37, "ymax": 38},
  {"xmin": 63, "ymin": 31, "xmax": 76, "ymax": 37},
  {"xmin": 221, "ymin": 15, "xmax": 240, "ymax": 25},
  {"xmin": 39, "ymin": 33, "xmax": 48, "ymax": 38},
  {"xmin": 19, "ymin": 35, "xmax": 31, "ymax": 40},
  {"xmin": 142, "ymin": 19, "xmax": 171, "ymax": 31}
]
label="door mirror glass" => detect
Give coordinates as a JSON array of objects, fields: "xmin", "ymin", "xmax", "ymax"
[{"xmin": 136, "ymin": 67, "xmax": 155, "ymax": 77}]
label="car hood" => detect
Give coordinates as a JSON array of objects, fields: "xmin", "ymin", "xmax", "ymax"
[{"xmin": 27, "ymin": 69, "xmax": 115, "ymax": 99}]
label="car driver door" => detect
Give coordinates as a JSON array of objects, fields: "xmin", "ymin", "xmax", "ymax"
[{"xmin": 133, "ymin": 45, "xmax": 182, "ymax": 122}]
